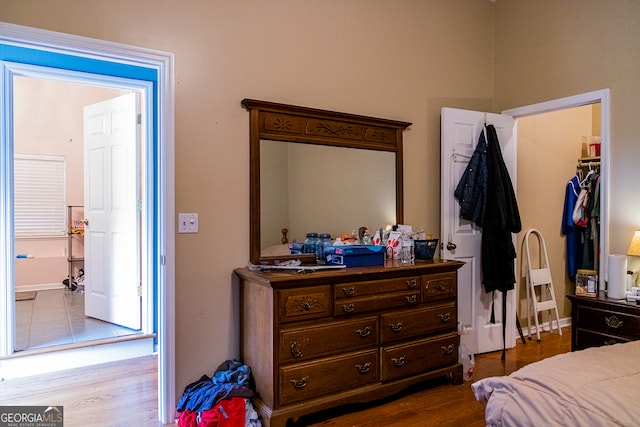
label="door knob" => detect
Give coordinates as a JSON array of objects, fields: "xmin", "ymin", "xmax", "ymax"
[
  {"xmin": 82, "ymin": 218, "xmax": 89, "ymax": 226},
  {"xmin": 446, "ymin": 241, "xmax": 456, "ymax": 250}
]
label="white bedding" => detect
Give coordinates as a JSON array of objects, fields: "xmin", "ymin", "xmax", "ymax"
[{"xmin": 472, "ymin": 340, "xmax": 640, "ymax": 427}]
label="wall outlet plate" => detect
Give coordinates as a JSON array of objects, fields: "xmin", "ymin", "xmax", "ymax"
[{"xmin": 178, "ymin": 213, "xmax": 198, "ymax": 233}]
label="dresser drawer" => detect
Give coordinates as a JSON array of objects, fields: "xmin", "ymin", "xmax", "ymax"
[
  {"xmin": 381, "ymin": 332, "xmax": 458, "ymax": 382},
  {"xmin": 380, "ymin": 302, "xmax": 456, "ymax": 344},
  {"xmin": 279, "ymin": 349, "xmax": 379, "ymax": 405},
  {"xmin": 335, "ymin": 276, "xmax": 420, "ymax": 299},
  {"xmin": 278, "ymin": 286, "xmax": 331, "ymax": 324},
  {"xmin": 334, "ymin": 290, "xmax": 421, "ymax": 317},
  {"xmin": 575, "ymin": 305, "xmax": 640, "ymax": 340},
  {"xmin": 422, "ymin": 272, "xmax": 456, "ymax": 302},
  {"xmin": 574, "ymin": 328, "xmax": 631, "ymax": 351},
  {"xmin": 279, "ymin": 316, "xmax": 378, "ymax": 363}
]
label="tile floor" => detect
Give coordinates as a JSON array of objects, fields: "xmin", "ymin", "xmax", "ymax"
[{"xmin": 15, "ymin": 288, "xmax": 139, "ymax": 351}]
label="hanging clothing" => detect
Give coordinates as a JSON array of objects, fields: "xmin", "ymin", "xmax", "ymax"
[
  {"xmin": 482, "ymin": 125, "xmax": 521, "ymax": 360},
  {"xmin": 481, "ymin": 124, "xmax": 521, "ymax": 293},
  {"xmin": 454, "ymin": 130, "xmax": 488, "ymax": 225},
  {"xmin": 590, "ymin": 174, "xmax": 601, "ymax": 270},
  {"xmin": 571, "ymin": 187, "xmax": 590, "ymax": 227},
  {"xmin": 563, "ymin": 166, "xmax": 600, "ymax": 277},
  {"xmin": 561, "ymin": 175, "xmax": 582, "ymax": 281},
  {"xmin": 455, "ymin": 124, "xmax": 521, "ymax": 360},
  {"xmin": 580, "ymin": 172, "xmax": 599, "ymax": 270}
]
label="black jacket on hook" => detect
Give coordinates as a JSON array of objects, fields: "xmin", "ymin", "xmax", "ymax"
[
  {"xmin": 455, "ymin": 124, "xmax": 521, "ymax": 290},
  {"xmin": 455, "ymin": 124, "xmax": 521, "ymax": 360},
  {"xmin": 481, "ymin": 124, "xmax": 521, "ymax": 293},
  {"xmin": 454, "ymin": 130, "xmax": 488, "ymax": 225}
]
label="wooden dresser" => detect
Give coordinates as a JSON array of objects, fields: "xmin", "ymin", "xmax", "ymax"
[
  {"xmin": 568, "ymin": 292, "xmax": 640, "ymax": 351},
  {"xmin": 234, "ymin": 259, "xmax": 464, "ymax": 427}
]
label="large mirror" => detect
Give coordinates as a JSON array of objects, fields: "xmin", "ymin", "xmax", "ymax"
[{"xmin": 242, "ymin": 99, "xmax": 411, "ymax": 264}]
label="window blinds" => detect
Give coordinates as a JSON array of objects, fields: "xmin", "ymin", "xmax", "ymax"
[{"xmin": 14, "ymin": 154, "xmax": 66, "ymax": 238}]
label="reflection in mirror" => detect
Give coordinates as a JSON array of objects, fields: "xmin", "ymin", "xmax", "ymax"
[
  {"xmin": 242, "ymin": 98, "xmax": 411, "ymax": 264},
  {"xmin": 260, "ymin": 140, "xmax": 396, "ymax": 253}
]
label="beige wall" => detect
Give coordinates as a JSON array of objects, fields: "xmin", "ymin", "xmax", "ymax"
[{"xmin": 3, "ymin": 0, "xmax": 640, "ymax": 405}]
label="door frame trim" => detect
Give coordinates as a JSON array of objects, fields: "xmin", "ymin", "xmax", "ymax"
[
  {"xmin": 0, "ymin": 22, "xmax": 176, "ymax": 423},
  {"xmin": 503, "ymin": 88, "xmax": 611, "ymax": 291}
]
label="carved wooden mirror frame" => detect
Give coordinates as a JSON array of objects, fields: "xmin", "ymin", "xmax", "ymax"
[{"xmin": 242, "ymin": 98, "xmax": 411, "ymax": 264}]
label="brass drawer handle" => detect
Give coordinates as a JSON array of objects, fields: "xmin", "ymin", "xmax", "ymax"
[
  {"xmin": 289, "ymin": 376, "xmax": 308, "ymax": 389},
  {"xmin": 296, "ymin": 296, "xmax": 319, "ymax": 312},
  {"xmin": 428, "ymin": 281, "xmax": 446, "ymax": 292},
  {"xmin": 405, "ymin": 278, "xmax": 418, "ymax": 288},
  {"xmin": 438, "ymin": 312, "xmax": 451, "ymax": 322},
  {"xmin": 289, "ymin": 339, "xmax": 308, "ymax": 358},
  {"xmin": 405, "ymin": 295, "xmax": 418, "ymax": 304},
  {"xmin": 355, "ymin": 362, "xmax": 371, "ymax": 374},
  {"xmin": 391, "ymin": 356, "xmax": 406, "ymax": 367},
  {"xmin": 355, "ymin": 326, "xmax": 372, "ymax": 338},
  {"xmin": 342, "ymin": 304, "xmax": 355, "ymax": 313},
  {"xmin": 342, "ymin": 286, "xmax": 355, "ymax": 296},
  {"xmin": 441, "ymin": 344, "xmax": 455, "ymax": 355},
  {"xmin": 389, "ymin": 322, "xmax": 403, "ymax": 332},
  {"xmin": 604, "ymin": 339, "xmax": 618, "ymax": 346},
  {"xmin": 605, "ymin": 315, "xmax": 623, "ymax": 329}
]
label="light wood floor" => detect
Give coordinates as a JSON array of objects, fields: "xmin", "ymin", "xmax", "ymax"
[
  {"xmin": 295, "ymin": 327, "xmax": 571, "ymax": 427},
  {"xmin": 0, "ymin": 328, "xmax": 571, "ymax": 426},
  {"xmin": 0, "ymin": 354, "xmax": 161, "ymax": 426}
]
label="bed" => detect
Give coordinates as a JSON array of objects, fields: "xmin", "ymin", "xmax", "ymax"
[{"xmin": 471, "ymin": 340, "xmax": 640, "ymax": 426}]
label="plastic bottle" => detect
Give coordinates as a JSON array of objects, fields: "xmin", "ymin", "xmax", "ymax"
[
  {"xmin": 459, "ymin": 343, "xmax": 475, "ymax": 381},
  {"xmin": 317, "ymin": 233, "xmax": 332, "ymax": 264},
  {"xmin": 400, "ymin": 233, "xmax": 414, "ymax": 264},
  {"xmin": 303, "ymin": 233, "xmax": 318, "ymax": 257},
  {"xmin": 362, "ymin": 229, "xmax": 372, "ymax": 245}
]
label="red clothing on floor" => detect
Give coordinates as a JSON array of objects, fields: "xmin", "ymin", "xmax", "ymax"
[{"xmin": 178, "ymin": 397, "xmax": 246, "ymax": 427}]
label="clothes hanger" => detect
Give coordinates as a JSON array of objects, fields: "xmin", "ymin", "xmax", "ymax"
[
  {"xmin": 580, "ymin": 169, "xmax": 595, "ymax": 187},
  {"xmin": 483, "ymin": 112, "xmax": 489, "ymax": 142}
]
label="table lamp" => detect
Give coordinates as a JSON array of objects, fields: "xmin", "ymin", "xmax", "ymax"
[{"xmin": 627, "ymin": 230, "xmax": 640, "ymax": 286}]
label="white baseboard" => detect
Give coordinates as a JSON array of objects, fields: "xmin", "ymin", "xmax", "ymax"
[
  {"xmin": 15, "ymin": 282, "xmax": 65, "ymax": 292},
  {"xmin": 521, "ymin": 316, "xmax": 571, "ymax": 339}
]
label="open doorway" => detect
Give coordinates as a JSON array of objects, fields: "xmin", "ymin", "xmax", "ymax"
[
  {"xmin": 504, "ymin": 89, "xmax": 610, "ymax": 339},
  {"xmin": 6, "ymin": 66, "xmax": 154, "ymax": 365},
  {"xmin": 516, "ymin": 103, "xmax": 601, "ymax": 331},
  {"xmin": 13, "ymin": 76, "xmax": 148, "ymax": 351}
]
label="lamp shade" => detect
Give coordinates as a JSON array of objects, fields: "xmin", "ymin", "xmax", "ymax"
[{"xmin": 627, "ymin": 230, "xmax": 640, "ymax": 256}]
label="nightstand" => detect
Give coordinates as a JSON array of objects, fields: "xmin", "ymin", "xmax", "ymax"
[{"xmin": 568, "ymin": 292, "xmax": 640, "ymax": 351}]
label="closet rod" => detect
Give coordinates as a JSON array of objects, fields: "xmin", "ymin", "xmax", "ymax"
[{"xmin": 576, "ymin": 159, "xmax": 600, "ymax": 168}]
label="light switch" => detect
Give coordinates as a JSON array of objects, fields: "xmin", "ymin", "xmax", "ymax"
[{"xmin": 178, "ymin": 213, "xmax": 198, "ymax": 233}]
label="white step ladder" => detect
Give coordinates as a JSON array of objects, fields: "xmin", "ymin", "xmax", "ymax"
[{"xmin": 521, "ymin": 229, "xmax": 562, "ymax": 341}]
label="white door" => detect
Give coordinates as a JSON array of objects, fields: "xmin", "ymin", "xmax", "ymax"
[
  {"xmin": 441, "ymin": 107, "xmax": 517, "ymax": 354},
  {"xmin": 83, "ymin": 92, "xmax": 141, "ymax": 330}
]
